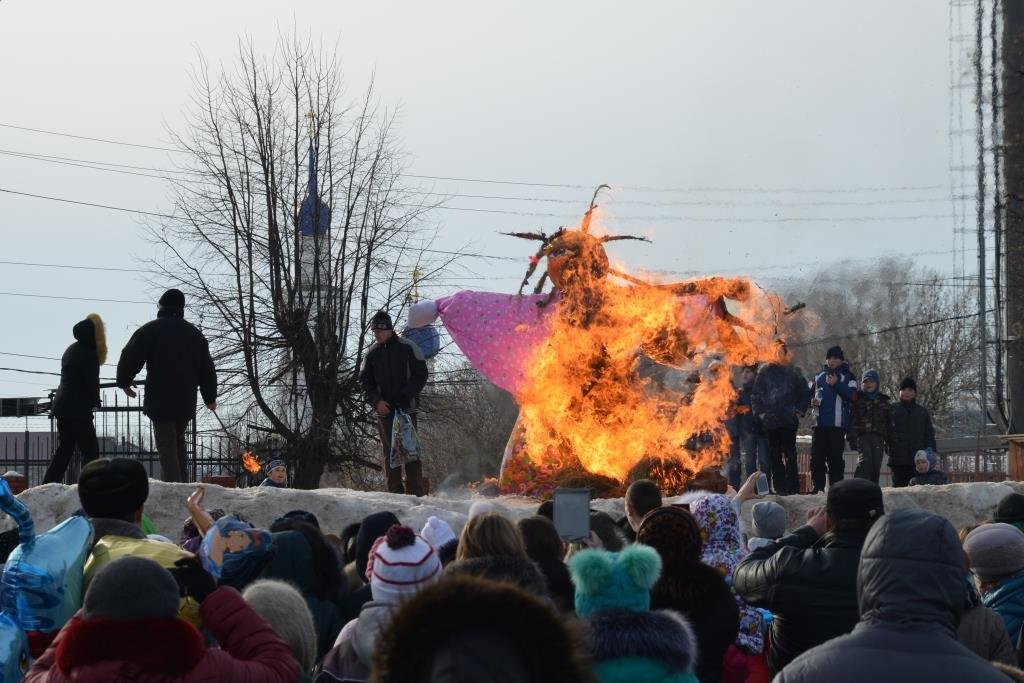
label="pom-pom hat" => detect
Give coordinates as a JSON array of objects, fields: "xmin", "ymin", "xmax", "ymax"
[
  {"xmin": 366, "ymin": 524, "xmax": 442, "ymax": 603},
  {"xmin": 568, "ymin": 544, "xmax": 662, "ymax": 618}
]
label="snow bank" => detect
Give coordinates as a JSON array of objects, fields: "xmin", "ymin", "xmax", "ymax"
[{"xmin": 3, "ymin": 480, "xmax": 1020, "ymax": 540}]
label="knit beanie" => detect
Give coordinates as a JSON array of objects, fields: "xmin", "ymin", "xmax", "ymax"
[
  {"xmin": 899, "ymin": 377, "xmax": 917, "ymax": 392},
  {"xmin": 355, "ymin": 511, "xmax": 400, "ymax": 580},
  {"xmin": 242, "ymin": 579, "xmax": 317, "ymax": 672},
  {"xmin": 83, "ymin": 556, "xmax": 180, "ymax": 620},
  {"xmin": 158, "ymin": 288, "xmax": 186, "ymax": 310},
  {"xmin": 914, "ymin": 450, "xmax": 930, "ymax": 464},
  {"xmin": 862, "ymin": 369, "xmax": 880, "ymax": 385},
  {"xmin": 636, "ymin": 506, "xmax": 703, "ymax": 571},
  {"xmin": 366, "ymin": 525, "xmax": 442, "ymax": 603},
  {"xmin": 263, "ymin": 459, "xmax": 286, "ymax": 476},
  {"xmin": 751, "ymin": 501, "xmax": 787, "ymax": 540},
  {"xmin": 421, "ymin": 515, "xmax": 457, "ymax": 550},
  {"xmin": 963, "ymin": 523, "xmax": 1024, "ymax": 582},
  {"xmin": 826, "ymin": 345, "xmax": 844, "ymax": 360},
  {"xmin": 994, "ymin": 493, "xmax": 1024, "ymax": 526},
  {"xmin": 569, "ymin": 545, "xmax": 662, "ymax": 618},
  {"xmin": 468, "ymin": 500, "xmax": 496, "ymax": 519},
  {"xmin": 77, "ymin": 458, "xmax": 149, "ymax": 520},
  {"xmin": 371, "ymin": 310, "xmax": 394, "ymax": 331}
]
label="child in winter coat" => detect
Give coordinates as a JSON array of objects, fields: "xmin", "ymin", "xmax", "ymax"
[
  {"xmin": 909, "ymin": 449, "xmax": 948, "ymax": 486},
  {"xmin": 849, "ymin": 369, "xmax": 894, "ymax": 484},
  {"xmin": 890, "ymin": 377, "xmax": 937, "ymax": 487},
  {"xmin": 259, "ymin": 459, "xmax": 288, "ymax": 488},
  {"xmin": 809, "ymin": 346, "xmax": 858, "ymax": 493},
  {"xmin": 569, "ymin": 544, "xmax": 700, "ymax": 683}
]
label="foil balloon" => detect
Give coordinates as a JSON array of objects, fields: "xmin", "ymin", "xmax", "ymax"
[
  {"xmin": 199, "ymin": 516, "xmax": 274, "ymax": 588},
  {"xmin": 0, "ymin": 479, "xmax": 93, "ymax": 660},
  {"xmin": 0, "ymin": 613, "xmax": 29, "ymax": 683}
]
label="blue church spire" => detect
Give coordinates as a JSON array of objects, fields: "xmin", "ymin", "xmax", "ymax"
[{"xmin": 298, "ymin": 117, "xmax": 330, "ymax": 237}]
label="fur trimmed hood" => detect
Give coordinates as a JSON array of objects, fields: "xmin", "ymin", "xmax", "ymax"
[
  {"xmin": 372, "ymin": 575, "xmax": 595, "ymax": 683},
  {"xmin": 587, "ymin": 608, "xmax": 698, "ymax": 674},
  {"xmin": 56, "ymin": 615, "xmax": 205, "ymax": 674}
]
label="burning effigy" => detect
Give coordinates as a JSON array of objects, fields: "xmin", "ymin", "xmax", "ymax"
[{"xmin": 417, "ymin": 188, "xmax": 792, "ymax": 496}]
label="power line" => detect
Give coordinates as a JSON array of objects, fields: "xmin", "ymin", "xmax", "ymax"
[
  {"xmin": 0, "ymin": 187, "xmax": 176, "ymax": 220},
  {"xmin": 0, "ymin": 120, "xmax": 947, "ymax": 195},
  {"xmin": 0, "ymin": 291, "xmax": 150, "ymax": 305},
  {"xmin": 789, "ymin": 309, "xmax": 989, "ymax": 349}
]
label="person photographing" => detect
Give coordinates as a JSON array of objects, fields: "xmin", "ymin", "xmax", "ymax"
[{"xmin": 359, "ymin": 311, "xmax": 428, "ymax": 496}]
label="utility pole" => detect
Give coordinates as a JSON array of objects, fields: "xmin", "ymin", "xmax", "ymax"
[
  {"xmin": 1004, "ymin": 0, "xmax": 1024, "ymax": 432},
  {"xmin": 977, "ymin": 0, "xmax": 989, "ymax": 435}
]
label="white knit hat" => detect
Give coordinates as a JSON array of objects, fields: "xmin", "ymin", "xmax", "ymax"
[
  {"xmin": 421, "ymin": 515, "xmax": 457, "ymax": 550},
  {"xmin": 366, "ymin": 524, "xmax": 442, "ymax": 603},
  {"xmin": 468, "ymin": 500, "xmax": 495, "ymax": 519}
]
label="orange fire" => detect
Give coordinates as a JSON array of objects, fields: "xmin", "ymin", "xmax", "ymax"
[
  {"xmin": 241, "ymin": 451, "xmax": 261, "ymax": 474},
  {"xmin": 506, "ymin": 209, "xmax": 786, "ymax": 486}
]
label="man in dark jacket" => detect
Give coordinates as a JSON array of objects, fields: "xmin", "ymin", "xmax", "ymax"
[
  {"xmin": 117, "ymin": 289, "xmax": 217, "ymax": 483},
  {"xmin": 809, "ymin": 345, "xmax": 857, "ymax": 493},
  {"xmin": 44, "ymin": 314, "xmax": 105, "ymax": 484},
  {"xmin": 751, "ymin": 343, "xmax": 810, "ymax": 495},
  {"xmin": 849, "ymin": 368, "xmax": 894, "ymax": 484},
  {"xmin": 775, "ymin": 509, "xmax": 1008, "ymax": 683},
  {"xmin": 359, "ymin": 311, "xmax": 428, "ymax": 496},
  {"xmin": 733, "ymin": 478, "xmax": 885, "ymax": 674},
  {"xmin": 890, "ymin": 377, "xmax": 936, "ymax": 487}
]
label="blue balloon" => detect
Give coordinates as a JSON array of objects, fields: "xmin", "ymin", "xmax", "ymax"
[
  {"xmin": 403, "ymin": 325, "xmax": 441, "ymax": 360},
  {"xmin": 0, "ymin": 613, "xmax": 29, "ymax": 682},
  {"xmin": 0, "ymin": 515, "xmax": 93, "ymax": 636}
]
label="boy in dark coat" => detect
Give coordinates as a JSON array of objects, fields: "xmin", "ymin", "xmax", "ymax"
[
  {"xmin": 890, "ymin": 377, "xmax": 936, "ymax": 487},
  {"xmin": 44, "ymin": 314, "xmax": 106, "ymax": 484},
  {"xmin": 809, "ymin": 346, "xmax": 857, "ymax": 493},
  {"xmin": 848, "ymin": 369, "xmax": 893, "ymax": 485},
  {"xmin": 358, "ymin": 311, "xmax": 428, "ymax": 496}
]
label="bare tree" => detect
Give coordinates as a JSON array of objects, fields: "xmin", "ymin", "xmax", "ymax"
[
  {"xmin": 781, "ymin": 257, "xmax": 979, "ymax": 429},
  {"xmin": 149, "ymin": 33, "xmax": 448, "ymax": 488}
]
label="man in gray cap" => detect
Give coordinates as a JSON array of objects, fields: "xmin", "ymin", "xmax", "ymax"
[
  {"xmin": 734, "ymin": 478, "xmax": 885, "ymax": 674},
  {"xmin": 963, "ymin": 522, "xmax": 1024, "ymax": 645},
  {"xmin": 747, "ymin": 500, "xmax": 787, "ymax": 551}
]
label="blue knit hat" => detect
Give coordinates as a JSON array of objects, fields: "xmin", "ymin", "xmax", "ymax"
[
  {"xmin": 568, "ymin": 544, "xmax": 661, "ymax": 618},
  {"xmin": 862, "ymin": 369, "xmax": 880, "ymax": 385}
]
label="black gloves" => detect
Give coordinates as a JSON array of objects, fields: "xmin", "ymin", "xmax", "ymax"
[{"xmin": 169, "ymin": 556, "xmax": 218, "ymax": 603}]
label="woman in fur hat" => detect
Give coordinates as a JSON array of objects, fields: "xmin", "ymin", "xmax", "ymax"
[{"xmin": 43, "ymin": 313, "xmax": 106, "ymax": 484}]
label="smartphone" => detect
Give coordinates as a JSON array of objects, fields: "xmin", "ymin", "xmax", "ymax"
[
  {"xmin": 553, "ymin": 488, "xmax": 591, "ymax": 542},
  {"xmin": 756, "ymin": 472, "xmax": 770, "ymax": 496}
]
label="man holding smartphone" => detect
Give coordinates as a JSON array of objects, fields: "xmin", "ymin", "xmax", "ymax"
[
  {"xmin": 809, "ymin": 346, "xmax": 857, "ymax": 494},
  {"xmin": 359, "ymin": 310, "xmax": 429, "ymax": 496}
]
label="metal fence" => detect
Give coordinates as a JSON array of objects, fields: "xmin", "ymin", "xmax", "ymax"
[{"xmin": 0, "ymin": 383, "xmax": 255, "ymax": 488}]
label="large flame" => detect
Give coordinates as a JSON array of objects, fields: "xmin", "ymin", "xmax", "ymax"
[
  {"xmin": 506, "ymin": 214, "xmax": 785, "ymax": 490},
  {"xmin": 241, "ymin": 451, "xmax": 261, "ymax": 474}
]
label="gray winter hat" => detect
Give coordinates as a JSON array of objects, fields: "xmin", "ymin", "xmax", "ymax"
[
  {"xmin": 83, "ymin": 556, "xmax": 181, "ymax": 620},
  {"xmin": 963, "ymin": 523, "xmax": 1024, "ymax": 582},
  {"xmin": 751, "ymin": 501, "xmax": 787, "ymax": 540}
]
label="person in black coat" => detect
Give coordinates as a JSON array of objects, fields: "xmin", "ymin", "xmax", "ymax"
[
  {"xmin": 116, "ymin": 289, "xmax": 217, "ymax": 482},
  {"xmin": 733, "ymin": 478, "xmax": 885, "ymax": 675},
  {"xmin": 43, "ymin": 314, "xmax": 106, "ymax": 484},
  {"xmin": 889, "ymin": 377, "xmax": 936, "ymax": 488},
  {"xmin": 775, "ymin": 509, "xmax": 1009, "ymax": 683},
  {"xmin": 636, "ymin": 506, "xmax": 740, "ymax": 683},
  {"xmin": 358, "ymin": 310, "xmax": 428, "ymax": 496},
  {"xmin": 751, "ymin": 342, "xmax": 811, "ymax": 495}
]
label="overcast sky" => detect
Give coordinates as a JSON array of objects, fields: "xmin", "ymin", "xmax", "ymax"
[{"xmin": 0, "ymin": 0, "xmax": 976, "ymax": 413}]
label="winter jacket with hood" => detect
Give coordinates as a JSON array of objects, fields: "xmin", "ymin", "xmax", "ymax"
[
  {"xmin": 750, "ymin": 363, "xmax": 810, "ymax": 431},
  {"xmin": 587, "ymin": 609, "xmax": 699, "ymax": 683},
  {"xmin": 811, "ymin": 362, "xmax": 857, "ymax": 430},
  {"xmin": 371, "ymin": 575, "xmax": 596, "ymax": 683},
  {"xmin": 775, "ymin": 509, "xmax": 1009, "ymax": 683},
  {"xmin": 116, "ymin": 307, "xmax": 217, "ymax": 421},
  {"xmin": 733, "ymin": 525, "xmax": 870, "ymax": 674},
  {"xmin": 958, "ymin": 587, "xmax": 1016, "ymax": 666},
  {"xmin": 983, "ymin": 571, "xmax": 1024, "ymax": 645},
  {"xmin": 314, "ymin": 601, "xmax": 395, "ymax": 682},
  {"xmin": 849, "ymin": 392, "xmax": 894, "ymax": 444},
  {"xmin": 52, "ymin": 316, "xmax": 105, "ymax": 418},
  {"xmin": 23, "ymin": 586, "xmax": 296, "ymax": 683},
  {"xmin": 358, "ymin": 334, "xmax": 428, "ymax": 410},
  {"xmin": 890, "ymin": 399, "xmax": 937, "ymax": 466}
]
